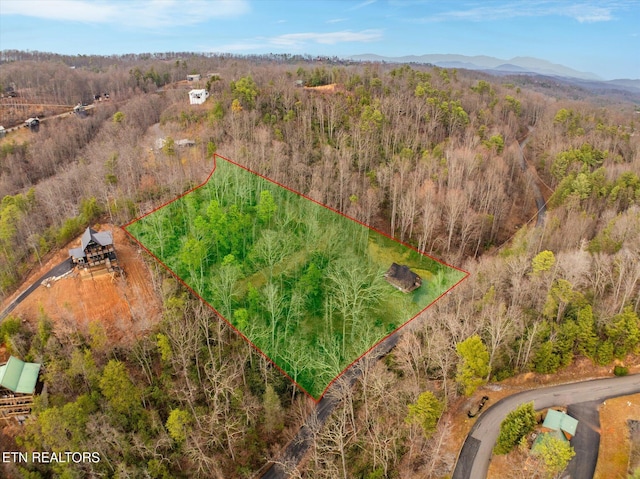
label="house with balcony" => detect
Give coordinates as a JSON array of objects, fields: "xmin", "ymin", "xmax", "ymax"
[{"xmin": 68, "ymin": 227, "xmax": 118, "ymax": 272}]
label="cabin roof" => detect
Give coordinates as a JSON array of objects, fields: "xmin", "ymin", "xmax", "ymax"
[
  {"xmin": 81, "ymin": 227, "xmax": 113, "ymax": 251},
  {"xmin": 384, "ymin": 263, "xmax": 422, "ymax": 292},
  {"xmin": 542, "ymin": 409, "xmax": 578, "ymax": 437},
  {"xmin": 69, "ymin": 227, "xmax": 113, "ymax": 259},
  {"xmin": 0, "ymin": 356, "xmax": 41, "ymax": 394}
]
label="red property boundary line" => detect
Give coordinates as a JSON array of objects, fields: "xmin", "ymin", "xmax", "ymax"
[{"xmin": 123, "ymin": 153, "xmax": 470, "ymax": 402}]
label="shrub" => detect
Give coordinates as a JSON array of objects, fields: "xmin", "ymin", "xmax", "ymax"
[
  {"xmin": 56, "ymin": 216, "xmax": 83, "ymax": 246},
  {"xmin": 405, "ymin": 391, "xmax": 444, "ymax": 438},
  {"xmin": 495, "ymin": 402, "xmax": 536, "ymax": 454},
  {"xmin": 613, "ymin": 365, "xmax": 628, "ymax": 376},
  {"xmin": 0, "ymin": 316, "xmax": 22, "ymax": 345}
]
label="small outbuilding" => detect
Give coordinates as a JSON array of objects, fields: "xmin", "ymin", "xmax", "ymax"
[
  {"xmin": 384, "ymin": 263, "xmax": 422, "ymax": 293},
  {"xmin": 175, "ymin": 139, "xmax": 196, "ymax": 148},
  {"xmin": 188, "ymin": 89, "xmax": 209, "ymax": 105},
  {"xmin": 24, "ymin": 117, "xmax": 39, "ymax": 129},
  {"xmin": 187, "ymin": 74, "xmax": 201, "ymax": 82}
]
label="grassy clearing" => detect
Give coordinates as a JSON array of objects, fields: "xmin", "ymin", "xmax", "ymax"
[{"xmin": 126, "ymin": 155, "xmax": 466, "ymax": 399}]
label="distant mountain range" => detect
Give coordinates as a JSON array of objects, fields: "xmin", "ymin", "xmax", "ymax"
[{"xmin": 350, "ymin": 53, "xmax": 609, "ymax": 81}]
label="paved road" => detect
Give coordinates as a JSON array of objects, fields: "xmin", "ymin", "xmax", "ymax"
[
  {"xmin": 0, "ymin": 257, "xmax": 73, "ymax": 322},
  {"xmin": 259, "ymin": 391, "xmax": 341, "ymax": 477},
  {"xmin": 566, "ymin": 400, "xmax": 601, "ymax": 479},
  {"xmin": 516, "ymin": 128, "xmax": 547, "ymax": 227},
  {"xmin": 452, "ymin": 374, "xmax": 640, "ymax": 479},
  {"xmin": 258, "ymin": 329, "xmax": 404, "ymax": 478}
]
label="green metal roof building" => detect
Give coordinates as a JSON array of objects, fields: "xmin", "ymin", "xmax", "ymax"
[
  {"xmin": 542, "ymin": 409, "xmax": 578, "ymax": 439},
  {"xmin": 532, "ymin": 409, "xmax": 579, "ymax": 454},
  {"xmin": 0, "ymin": 356, "xmax": 41, "ymax": 395}
]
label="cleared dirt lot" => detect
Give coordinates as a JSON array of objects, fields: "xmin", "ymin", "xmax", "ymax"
[{"xmin": 3, "ymin": 225, "xmax": 162, "ymax": 342}]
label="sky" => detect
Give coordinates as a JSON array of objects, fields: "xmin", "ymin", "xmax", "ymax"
[{"xmin": 0, "ymin": 0, "xmax": 639, "ymax": 80}]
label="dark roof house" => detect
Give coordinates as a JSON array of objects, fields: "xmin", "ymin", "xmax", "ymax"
[
  {"xmin": 384, "ymin": 263, "xmax": 422, "ymax": 293},
  {"xmin": 24, "ymin": 117, "xmax": 39, "ymax": 128},
  {"xmin": 68, "ymin": 227, "xmax": 117, "ymax": 271}
]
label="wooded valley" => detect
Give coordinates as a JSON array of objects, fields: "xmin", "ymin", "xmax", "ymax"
[{"xmin": 0, "ymin": 51, "xmax": 639, "ymax": 478}]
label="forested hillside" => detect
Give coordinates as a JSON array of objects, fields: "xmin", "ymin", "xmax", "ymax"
[{"xmin": 0, "ymin": 52, "xmax": 638, "ymax": 478}]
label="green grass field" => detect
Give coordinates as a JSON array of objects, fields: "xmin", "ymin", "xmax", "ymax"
[{"xmin": 125, "ymin": 155, "xmax": 466, "ymax": 399}]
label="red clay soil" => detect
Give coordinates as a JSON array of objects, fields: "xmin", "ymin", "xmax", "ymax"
[
  {"xmin": 303, "ymin": 83, "xmax": 346, "ymax": 94},
  {"xmin": 2, "ymin": 226, "xmax": 162, "ymax": 343}
]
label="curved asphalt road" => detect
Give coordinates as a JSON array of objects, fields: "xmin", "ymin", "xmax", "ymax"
[
  {"xmin": 0, "ymin": 257, "xmax": 73, "ymax": 322},
  {"xmin": 452, "ymin": 374, "xmax": 640, "ymax": 479}
]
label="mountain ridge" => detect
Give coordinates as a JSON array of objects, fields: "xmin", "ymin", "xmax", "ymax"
[{"xmin": 349, "ymin": 53, "xmax": 605, "ymax": 81}]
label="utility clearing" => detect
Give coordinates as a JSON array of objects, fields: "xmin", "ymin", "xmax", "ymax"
[{"xmin": 125, "ymin": 154, "xmax": 467, "ymax": 399}]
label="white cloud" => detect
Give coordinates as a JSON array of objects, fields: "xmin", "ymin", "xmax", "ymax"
[
  {"xmin": 416, "ymin": 1, "xmax": 621, "ymax": 24},
  {"xmin": 349, "ymin": 0, "xmax": 377, "ymax": 10},
  {"xmin": 270, "ymin": 29, "xmax": 383, "ymax": 46},
  {"xmin": 204, "ymin": 29, "xmax": 383, "ymax": 54},
  {"xmin": 564, "ymin": 5, "xmax": 613, "ymax": 23},
  {"xmin": 0, "ymin": 0, "xmax": 250, "ymax": 27},
  {"xmin": 0, "ymin": 0, "xmax": 119, "ymax": 22},
  {"xmin": 327, "ymin": 18, "xmax": 348, "ymax": 24}
]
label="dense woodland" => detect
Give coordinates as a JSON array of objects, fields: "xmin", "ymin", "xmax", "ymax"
[
  {"xmin": 0, "ymin": 52, "xmax": 639, "ymax": 478},
  {"xmin": 126, "ymin": 156, "xmax": 464, "ymax": 399}
]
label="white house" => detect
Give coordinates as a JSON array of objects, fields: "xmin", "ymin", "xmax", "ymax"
[
  {"xmin": 176, "ymin": 139, "xmax": 196, "ymax": 148},
  {"xmin": 188, "ymin": 89, "xmax": 209, "ymax": 105}
]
